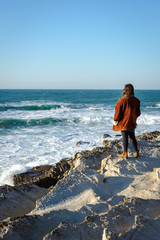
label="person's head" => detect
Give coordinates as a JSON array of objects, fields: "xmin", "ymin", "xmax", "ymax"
[{"xmin": 123, "ymin": 84, "xmax": 134, "ymax": 96}]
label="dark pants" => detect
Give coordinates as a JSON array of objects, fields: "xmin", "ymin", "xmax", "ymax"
[{"xmin": 121, "ymin": 129, "xmax": 138, "ymax": 152}]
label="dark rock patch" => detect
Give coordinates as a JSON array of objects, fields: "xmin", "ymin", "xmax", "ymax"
[
  {"xmin": 103, "ymin": 134, "xmax": 111, "ymax": 138},
  {"xmin": 137, "ymin": 131, "xmax": 160, "ymax": 141},
  {"xmin": 76, "ymin": 141, "xmax": 90, "ymax": 146},
  {"xmin": 13, "ymin": 159, "xmax": 74, "ymax": 188}
]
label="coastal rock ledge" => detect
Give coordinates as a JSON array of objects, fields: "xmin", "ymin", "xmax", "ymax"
[{"xmin": 0, "ymin": 130, "xmax": 160, "ymax": 240}]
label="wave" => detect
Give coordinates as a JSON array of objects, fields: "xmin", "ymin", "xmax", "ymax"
[
  {"xmin": 0, "ymin": 118, "xmax": 68, "ymax": 129},
  {"xmin": 0, "ymin": 115, "xmax": 110, "ymax": 129},
  {"xmin": 0, "ymin": 104, "xmax": 62, "ymax": 111},
  {"xmin": 146, "ymin": 103, "xmax": 160, "ymax": 109},
  {"xmin": 0, "ymin": 104, "xmax": 92, "ymax": 112}
]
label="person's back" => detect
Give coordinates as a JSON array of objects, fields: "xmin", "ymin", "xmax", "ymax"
[
  {"xmin": 113, "ymin": 95, "xmax": 140, "ymax": 131},
  {"xmin": 113, "ymin": 84, "xmax": 141, "ymax": 158}
]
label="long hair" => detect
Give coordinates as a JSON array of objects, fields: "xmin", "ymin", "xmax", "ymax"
[{"xmin": 123, "ymin": 84, "xmax": 134, "ymax": 96}]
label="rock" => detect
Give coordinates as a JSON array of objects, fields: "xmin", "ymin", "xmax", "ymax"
[
  {"xmin": 1, "ymin": 196, "xmax": 160, "ymax": 240},
  {"xmin": 102, "ymin": 140, "xmax": 110, "ymax": 146},
  {"xmin": 100, "ymin": 155, "xmax": 112, "ymax": 174},
  {"xmin": 43, "ymin": 220, "xmax": 104, "ymax": 240},
  {"xmin": 42, "ymin": 197, "xmax": 160, "ymax": 240},
  {"xmin": 0, "ymin": 215, "xmax": 38, "ymax": 240},
  {"xmin": 30, "ymin": 165, "xmax": 105, "ymax": 215},
  {"xmin": 102, "ymin": 139, "xmax": 122, "ymax": 152},
  {"xmin": 72, "ymin": 141, "xmax": 121, "ymax": 170},
  {"xmin": 76, "ymin": 141, "xmax": 90, "ymax": 146},
  {"xmin": 103, "ymin": 134, "xmax": 111, "ymax": 138},
  {"xmin": 72, "ymin": 147, "xmax": 108, "ymax": 170},
  {"xmin": 154, "ymin": 168, "xmax": 160, "ymax": 180},
  {"xmin": 13, "ymin": 159, "xmax": 74, "ymax": 188},
  {"xmin": 137, "ymin": 130, "xmax": 160, "ymax": 141},
  {"xmin": 118, "ymin": 215, "xmax": 160, "ymax": 240},
  {"xmin": 0, "ymin": 184, "xmax": 48, "ymax": 221}
]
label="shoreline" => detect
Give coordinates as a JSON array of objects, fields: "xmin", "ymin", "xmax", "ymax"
[{"xmin": 0, "ymin": 130, "xmax": 160, "ymax": 239}]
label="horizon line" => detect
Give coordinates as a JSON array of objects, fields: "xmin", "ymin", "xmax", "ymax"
[{"xmin": 0, "ymin": 88, "xmax": 160, "ymax": 91}]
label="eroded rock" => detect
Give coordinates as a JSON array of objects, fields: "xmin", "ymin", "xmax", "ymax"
[
  {"xmin": 13, "ymin": 159, "xmax": 74, "ymax": 188},
  {"xmin": 0, "ymin": 184, "xmax": 48, "ymax": 221},
  {"xmin": 76, "ymin": 141, "xmax": 90, "ymax": 146},
  {"xmin": 103, "ymin": 134, "xmax": 111, "ymax": 138},
  {"xmin": 72, "ymin": 142, "xmax": 120, "ymax": 170},
  {"xmin": 137, "ymin": 130, "xmax": 160, "ymax": 141}
]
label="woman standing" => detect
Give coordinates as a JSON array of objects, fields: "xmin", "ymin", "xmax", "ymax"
[{"xmin": 113, "ymin": 84, "xmax": 141, "ymax": 158}]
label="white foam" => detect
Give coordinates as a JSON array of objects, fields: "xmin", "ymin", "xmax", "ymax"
[
  {"xmin": 0, "ymin": 164, "xmax": 27, "ymax": 186},
  {"xmin": 146, "ymin": 103, "xmax": 160, "ymax": 109},
  {"xmin": 138, "ymin": 114, "xmax": 160, "ymax": 125},
  {"xmin": 25, "ymin": 159, "xmax": 49, "ymax": 168}
]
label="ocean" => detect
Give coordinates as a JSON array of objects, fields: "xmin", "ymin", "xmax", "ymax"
[{"xmin": 0, "ymin": 89, "xmax": 160, "ymax": 186}]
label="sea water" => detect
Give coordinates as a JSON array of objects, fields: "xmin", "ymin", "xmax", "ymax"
[{"xmin": 0, "ymin": 89, "xmax": 160, "ymax": 185}]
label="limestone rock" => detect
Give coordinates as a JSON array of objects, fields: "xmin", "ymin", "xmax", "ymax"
[
  {"xmin": 13, "ymin": 159, "xmax": 73, "ymax": 188},
  {"xmin": 43, "ymin": 198, "xmax": 160, "ymax": 240},
  {"xmin": 0, "ymin": 184, "xmax": 48, "ymax": 221},
  {"xmin": 137, "ymin": 130, "xmax": 160, "ymax": 141},
  {"xmin": 118, "ymin": 216, "xmax": 160, "ymax": 240},
  {"xmin": 102, "ymin": 139, "xmax": 110, "ymax": 146},
  {"xmin": 72, "ymin": 142, "xmax": 120, "ymax": 170},
  {"xmin": 0, "ymin": 215, "xmax": 38, "ymax": 240},
  {"xmin": 30, "ymin": 166, "xmax": 106, "ymax": 215}
]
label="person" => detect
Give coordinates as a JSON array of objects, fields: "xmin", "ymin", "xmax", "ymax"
[{"xmin": 113, "ymin": 84, "xmax": 141, "ymax": 158}]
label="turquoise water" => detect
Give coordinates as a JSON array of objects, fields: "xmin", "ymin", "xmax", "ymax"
[{"xmin": 0, "ymin": 89, "xmax": 160, "ymax": 185}]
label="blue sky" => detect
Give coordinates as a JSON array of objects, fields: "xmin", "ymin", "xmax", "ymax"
[{"xmin": 0, "ymin": 0, "xmax": 160, "ymax": 89}]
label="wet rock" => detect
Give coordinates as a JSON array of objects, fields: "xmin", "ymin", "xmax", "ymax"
[
  {"xmin": 137, "ymin": 130, "xmax": 160, "ymax": 141},
  {"xmin": 76, "ymin": 141, "xmax": 90, "ymax": 146},
  {"xmin": 102, "ymin": 140, "xmax": 110, "ymax": 146},
  {"xmin": 13, "ymin": 159, "xmax": 74, "ymax": 188},
  {"xmin": 103, "ymin": 134, "xmax": 111, "ymax": 138}
]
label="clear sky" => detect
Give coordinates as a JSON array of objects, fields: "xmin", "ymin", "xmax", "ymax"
[{"xmin": 0, "ymin": 0, "xmax": 160, "ymax": 89}]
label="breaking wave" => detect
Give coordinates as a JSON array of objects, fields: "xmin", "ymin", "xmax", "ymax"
[
  {"xmin": 0, "ymin": 104, "xmax": 62, "ymax": 111},
  {"xmin": 146, "ymin": 103, "xmax": 160, "ymax": 109},
  {"xmin": 0, "ymin": 118, "xmax": 69, "ymax": 128}
]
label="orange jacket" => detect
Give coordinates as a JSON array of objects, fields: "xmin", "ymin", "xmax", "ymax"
[{"xmin": 113, "ymin": 96, "xmax": 141, "ymax": 131}]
